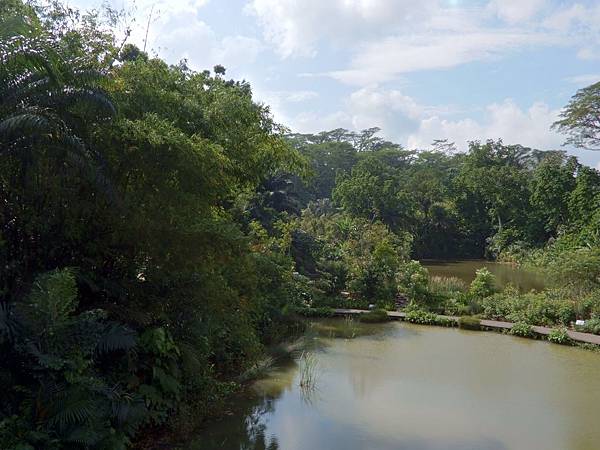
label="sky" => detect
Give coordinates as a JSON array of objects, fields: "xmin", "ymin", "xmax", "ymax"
[{"xmin": 68, "ymin": 0, "xmax": 600, "ymax": 167}]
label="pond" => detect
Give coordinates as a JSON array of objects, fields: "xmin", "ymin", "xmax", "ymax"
[
  {"xmin": 190, "ymin": 319, "xmax": 600, "ymax": 450},
  {"xmin": 422, "ymin": 259, "xmax": 546, "ymax": 292}
]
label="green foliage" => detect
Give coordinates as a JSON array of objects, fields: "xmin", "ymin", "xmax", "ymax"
[
  {"xmin": 359, "ymin": 309, "xmax": 389, "ymax": 323},
  {"xmin": 547, "ymin": 327, "xmax": 572, "ymax": 345},
  {"xmin": 510, "ymin": 322, "xmax": 534, "ymax": 338},
  {"xmin": 458, "ymin": 316, "xmax": 481, "ymax": 330},
  {"xmin": 481, "ymin": 288, "xmax": 575, "ymax": 326},
  {"xmin": 469, "ymin": 268, "xmax": 496, "ymax": 299},
  {"xmin": 295, "ymin": 209, "xmax": 411, "ymax": 303},
  {"xmin": 4, "ymin": 2, "xmax": 600, "ymax": 448},
  {"xmin": 0, "ymin": 269, "xmax": 144, "ymax": 450},
  {"xmin": 397, "ymin": 261, "xmax": 429, "ymax": 303},
  {"xmin": 553, "ymin": 81, "xmax": 600, "ymax": 150},
  {"xmin": 428, "ymin": 276, "xmax": 467, "ymax": 295},
  {"xmin": 576, "ymin": 318, "xmax": 600, "ymax": 335},
  {"xmin": 405, "ymin": 310, "xmax": 455, "ymax": 327},
  {"xmin": 293, "ymin": 306, "xmax": 335, "ymax": 318}
]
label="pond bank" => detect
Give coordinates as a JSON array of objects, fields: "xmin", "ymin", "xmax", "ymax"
[
  {"xmin": 189, "ymin": 318, "xmax": 600, "ymax": 450},
  {"xmin": 333, "ymin": 309, "xmax": 600, "ymax": 346}
]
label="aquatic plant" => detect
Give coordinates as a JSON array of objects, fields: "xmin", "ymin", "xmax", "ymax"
[
  {"xmin": 298, "ymin": 352, "xmax": 320, "ymax": 390},
  {"xmin": 341, "ymin": 314, "xmax": 359, "ymax": 338},
  {"xmin": 547, "ymin": 327, "xmax": 572, "ymax": 345},
  {"xmin": 510, "ymin": 322, "xmax": 534, "ymax": 338}
]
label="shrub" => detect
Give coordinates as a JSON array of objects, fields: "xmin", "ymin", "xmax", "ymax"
[
  {"xmin": 293, "ymin": 306, "xmax": 335, "ymax": 318},
  {"xmin": 547, "ymin": 327, "xmax": 572, "ymax": 345},
  {"xmin": 469, "ymin": 268, "xmax": 496, "ymax": 299},
  {"xmin": 458, "ymin": 316, "xmax": 481, "ymax": 330},
  {"xmin": 397, "ymin": 261, "xmax": 429, "ymax": 303},
  {"xmin": 576, "ymin": 318, "xmax": 600, "ymax": 335},
  {"xmin": 359, "ymin": 309, "xmax": 389, "ymax": 323},
  {"xmin": 481, "ymin": 288, "xmax": 576, "ymax": 326},
  {"xmin": 405, "ymin": 310, "xmax": 455, "ymax": 327},
  {"xmin": 577, "ymin": 291, "xmax": 600, "ymax": 319},
  {"xmin": 510, "ymin": 322, "xmax": 534, "ymax": 338}
]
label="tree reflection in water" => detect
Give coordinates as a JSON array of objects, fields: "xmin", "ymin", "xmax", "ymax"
[{"xmin": 188, "ymin": 395, "xmax": 281, "ymax": 450}]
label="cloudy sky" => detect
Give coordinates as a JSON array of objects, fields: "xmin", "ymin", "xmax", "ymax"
[{"xmin": 70, "ymin": 0, "xmax": 600, "ymax": 166}]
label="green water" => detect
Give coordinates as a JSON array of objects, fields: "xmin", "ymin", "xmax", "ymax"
[
  {"xmin": 423, "ymin": 259, "xmax": 546, "ymax": 291},
  {"xmin": 191, "ymin": 320, "xmax": 600, "ymax": 450}
]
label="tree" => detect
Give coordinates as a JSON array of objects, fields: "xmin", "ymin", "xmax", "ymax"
[
  {"xmin": 529, "ymin": 154, "xmax": 577, "ymax": 236},
  {"xmin": 553, "ymin": 81, "xmax": 600, "ymax": 150}
]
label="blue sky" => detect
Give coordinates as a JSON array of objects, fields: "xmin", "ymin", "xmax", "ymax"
[{"xmin": 70, "ymin": 0, "xmax": 600, "ymax": 166}]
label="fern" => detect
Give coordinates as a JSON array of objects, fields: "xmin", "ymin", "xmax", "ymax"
[{"xmin": 96, "ymin": 323, "xmax": 137, "ymax": 354}]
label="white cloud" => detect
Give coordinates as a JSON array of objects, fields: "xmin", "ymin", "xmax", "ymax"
[
  {"xmin": 283, "ymin": 85, "xmax": 563, "ymax": 153},
  {"xmin": 245, "ymin": 0, "xmax": 438, "ymax": 58},
  {"xmin": 145, "ymin": 9, "xmax": 263, "ymax": 71},
  {"xmin": 542, "ymin": 3, "xmax": 600, "ymax": 61},
  {"xmin": 566, "ymin": 74, "xmax": 600, "ymax": 86},
  {"xmin": 488, "ymin": 0, "xmax": 547, "ymax": 24},
  {"xmin": 327, "ymin": 31, "xmax": 560, "ymax": 85},
  {"xmin": 406, "ymin": 99, "xmax": 563, "ymax": 151}
]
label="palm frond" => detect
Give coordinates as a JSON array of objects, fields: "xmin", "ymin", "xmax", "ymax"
[
  {"xmin": 48, "ymin": 387, "xmax": 99, "ymax": 430},
  {"xmin": 96, "ymin": 322, "xmax": 137, "ymax": 354},
  {"xmin": 58, "ymin": 86, "xmax": 117, "ymax": 118},
  {"xmin": 0, "ymin": 111, "xmax": 54, "ymax": 141}
]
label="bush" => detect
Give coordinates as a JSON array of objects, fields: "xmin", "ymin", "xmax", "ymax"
[
  {"xmin": 510, "ymin": 322, "xmax": 534, "ymax": 338},
  {"xmin": 547, "ymin": 327, "xmax": 572, "ymax": 345},
  {"xmin": 359, "ymin": 309, "xmax": 389, "ymax": 323},
  {"xmin": 481, "ymin": 288, "xmax": 576, "ymax": 326},
  {"xmin": 293, "ymin": 306, "xmax": 335, "ymax": 318},
  {"xmin": 458, "ymin": 316, "xmax": 481, "ymax": 330},
  {"xmin": 576, "ymin": 318, "xmax": 600, "ymax": 335},
  {"xmin": 405, "ymin": 310, "xmax": 455, "ymax": 327},
  {"xmin": 469, "ymin": 268, "xmax": 496, "ymax": 299},
  {"xmin": 442, "ymin": 291, "xmax": 481, "ymax": 316},
  {"xmin": 577, "ymin": 291, "xmax": 600, "ymax": 319},
  {"xmin": 397, "ymin": 261, "xmax": 429, "ymax": 303}
]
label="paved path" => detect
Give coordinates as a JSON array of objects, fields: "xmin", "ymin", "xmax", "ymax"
[{"xmin": 333, "ymin": 309, "xmax": 600, "ymax": 346}]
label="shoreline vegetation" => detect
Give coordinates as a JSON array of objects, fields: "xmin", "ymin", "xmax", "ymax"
[
  {"xmin": 327, "ymin": 308, "xmax": 600, "ymax": 350},
  {"xmin": 3, "ymin": 1, "xmax": 600, "ymax": 449}
]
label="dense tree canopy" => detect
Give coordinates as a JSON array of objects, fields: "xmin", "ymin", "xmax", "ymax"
[{"xmin": 3, "ymin": 1, "xmax": 600, "ymax": 448}]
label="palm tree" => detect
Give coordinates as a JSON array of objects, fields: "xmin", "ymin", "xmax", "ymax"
[{"xmin": 0, "ymin": 13, "xmax": 115, "ymax": 188}]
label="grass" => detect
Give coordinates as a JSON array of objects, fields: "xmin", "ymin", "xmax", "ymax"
[
  {"xmin": 428, "ymin": 276, "xmax": 468, "ymax": 295},
  {"xmin": 298, "ymin": 351, "xmax": 319, "ymax": 390}
]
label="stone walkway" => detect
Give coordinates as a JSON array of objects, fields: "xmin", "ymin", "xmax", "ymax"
[{"xmin": 333, "ymin": 309, "xmax": 600, "ymax": 346}]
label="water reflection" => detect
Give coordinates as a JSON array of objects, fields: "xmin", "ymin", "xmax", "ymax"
[{"xmin": 192, "ymin": 320, "xmax": 600, "ymax": 450}]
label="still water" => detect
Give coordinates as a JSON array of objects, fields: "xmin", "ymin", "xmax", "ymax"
[
  {"xmin": 192, "ymin": 320, "xmax": 600, "ymax": 450},
  {"xmin": 422, "ymin": 259, "xmax": 546, "ymax": 292}
]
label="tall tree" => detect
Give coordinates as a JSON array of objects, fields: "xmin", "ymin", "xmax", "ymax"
[{"xmin": 553, "ymin": 81, "xmax": 600, "ymax": 150}]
